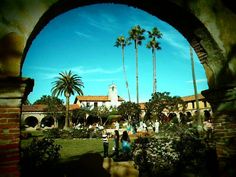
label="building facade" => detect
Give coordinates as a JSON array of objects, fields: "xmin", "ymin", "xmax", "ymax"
[
  {"xmin": 139, "ymin": 93, "xmax": 211, "ymax": 118},
  {"xmin": 74, "ymin": 84, "xmax": 124, "ymax": 109}
]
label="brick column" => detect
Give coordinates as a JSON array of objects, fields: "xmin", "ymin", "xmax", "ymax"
[
  {"xmin": 202, "ymin": 85, "xmax": 236, "ymax": 177},
  {"xmin": 0, "ymin": 77, "xmax": 33, "ymax": 177}
]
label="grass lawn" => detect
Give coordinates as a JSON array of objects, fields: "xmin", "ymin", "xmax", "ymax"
[
  {"xmin": 55, "ymin": 138, "xmax": 115, "ymax": 160},
  {"xmin": 20, "ymin": 130, "xmax": 137, "ymax": 161},
  {"xmin": 21, "ymin": 137, "xmax": 118, "ymax": 160}
]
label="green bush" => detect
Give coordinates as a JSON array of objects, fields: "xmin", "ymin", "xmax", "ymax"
[
  {"xmin": 21, "ymin": 138, "xmax": 61, "ymax": 176},
  {"xmin": 43, "ymin": 128, "xmax": 102, "ymax": 139},
  {"xmin": 132, "ymin": 136, "xmax": 179, "ymax": 177},
  {"xmin": 43, "ymin": 128, "xmax": 61, "ymax": 138},
  {"xmin": 20, "ymin": 131, "xmax": 32, "ymax": 139},
  {"xmin": 132, "ymin": 123, "xmax": 216, "ymax": 177},
  {"xmin": 71, "ymin": 129, "xmax": 91, "ymax": 138}
]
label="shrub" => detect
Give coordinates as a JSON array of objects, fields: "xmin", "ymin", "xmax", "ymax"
[
  {"xmin": 21, "ymin": 138, "xmax": 61, "ymax": 176},
  {"xmin": 42, "ymin": 128, "xmax": 102, "ymax": 139},
  {"xmin": 43, "ymin": 128, "xmax": 61, "ymax": 138},
  {"xmin": 71, "ymin": 129, "xmax": 91, "ymax": 138},
  {"xmin": 20, "ymin": 132, "xmax": 32, "ymax": 139},
  {"xmin": 132, "ymin": 123, "xmax": 216, "ymax": 177},
  {"xmin": 132, "ymin": 136, "xmax": 179, "ymax": 177}
]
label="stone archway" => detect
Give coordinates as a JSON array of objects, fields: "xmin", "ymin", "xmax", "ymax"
[
  {"xmin": 24, "ymin": 116, "xmax": 38, "ymax": 128},
  {"xmin": 41, "ymin": 116, "xmax": 54, "ymax": 128},
  {"xmin": 0, "ymin": 1, "xmax": 235, "ymax": 176}
]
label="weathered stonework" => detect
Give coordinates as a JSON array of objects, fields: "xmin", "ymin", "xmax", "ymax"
[
  {"xmin": 0, "ymin": 77, "xmax": 33, "ymax": 177},
  {"xmin": 202, "ymin": 85, "xmax": 236, "ymax": 176}
]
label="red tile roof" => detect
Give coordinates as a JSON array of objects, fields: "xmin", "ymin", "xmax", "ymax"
[
  {"xmin": 181, "ymin": 94, "xmax": 205, "ymax": 102},
  {"xmin": 22, "ymin": 105, "xmax": 47, "ymax": 112},
  {"xmin": 22, "ymin": 104, "xmax": 80, "ymax": 112},
  {"xmin": 69, "ymin": 104, "xmax": 80, "ymax": 110},
  {"xmin": 76, "ymin": 95, "xmax": 124, "ymax": 102},
  {"xmin": 139, "ymin": 103, "xmax": 146, "ymax": 110},
  {"xmin": 138, "ymin": 94, "xmax": 205, "ymax": 110}
]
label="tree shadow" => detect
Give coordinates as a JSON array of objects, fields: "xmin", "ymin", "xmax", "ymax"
[
  {"xmin": 21, "ymin": 152, "xmax": 110, "ymax": 177},
  {"xmin": 60, "ymin": 152, "xmax": 111, "ymax": 177}
]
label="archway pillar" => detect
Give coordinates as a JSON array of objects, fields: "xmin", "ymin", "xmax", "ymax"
[
  {"xmin": 0, "ymin": 77, "xmax": 33, "ymax": 177},
  {"xmin": 202, "ymin": 85, "xmax": 236, "ymax": 177}
]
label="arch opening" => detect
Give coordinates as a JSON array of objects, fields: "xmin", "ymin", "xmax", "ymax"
[
  {"xmin": 24, "ymin": 116, "xmax": 39, "ymax": 128},
  {"xmin": 41, "ymin": 116, "xmax": 54, "ymax": 128},
  {"xmin": 1, "ymin": 1, "xmax": 236, "ymax": 177},
  {"xmin": 22, "ymin": 3, "xmax": 209, "ymax": 105}
]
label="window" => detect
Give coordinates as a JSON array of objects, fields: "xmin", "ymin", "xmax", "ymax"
[
  {"xmin": 204, "ymin": 101, "xmax": 207, "ymax": 107},
  {"xmin": 192, "ymin": 101, "xmax": 195, "ymax": 109},
  {"xmin": 86, "ymin": 102, "xmax": 90, "ymax": 107},
  {"xmin": 94, "ymin": 102, "xmax": 98, "ymax": 107}
]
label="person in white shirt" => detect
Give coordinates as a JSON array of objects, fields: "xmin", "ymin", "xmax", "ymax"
[
  {"xmin": 102, "ymin": 129, "xmax": 109, "ymax": 158},
  {"xmin": 154, "ymin": 120, "xmax": 160, "ymax": 133},
  {"xmin": 115, "ymin": 121, "xmax": 119, "ymax": 130}
]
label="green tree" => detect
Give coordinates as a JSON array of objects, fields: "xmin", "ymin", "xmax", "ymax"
[
  {"xmin": 128, "ymin": 25, "xmax": 146, "ymax": 103},
  {"xmin": 145, "ymin": 92, "xmax": 169, "ymax": 122},
  {"xmin": 114, "ymin": 35, "xmax": 131, "ymax": 101},
  {"xmin": 167, "ymin": 96, "xmax": 187, "ymax": 113},
  {"xmin": 117, "ymin": 101, "xmax": 141, "ymax": 126},
  {"xmin": 145, "ymin": 92, "xmax": 186, "ymax": 123},
  {"xmin": 51, "ymin": 71, "xmax": 84, "ymax": 129},
  {"xmin": 90, "ymin": 105, "xmax": 110, "ymax": 125},
  {"xmin": 146, "ymin": 27, "xmax": 162, "ymax": 93},
  {"xmin": 71, "ymin": 108, "xmax": 88, "ymax": 126},
  {"xmin": 33, "ymin": 95, "xmax": 65, "ymax": 128}
]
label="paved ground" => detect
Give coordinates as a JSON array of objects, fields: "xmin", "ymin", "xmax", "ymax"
[{"xmin": 103, "ymin": 158, "xmax": 139, "ymax": 177}]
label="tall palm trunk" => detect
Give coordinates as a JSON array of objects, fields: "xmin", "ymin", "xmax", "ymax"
[
  {"xmin": 190, "ymin": 46, "xmax": 201, "ymax": 125},
  {"xmin": 122, "ymin": 46, "xmax": 131, "ymax": 101},
  {"xmin": 135, "ymin": 41, "xmax": 139, "ymax": 104},
  {"xmin": 153, "ymin": 47, "xmax": 157, "ymax": 93},
  {"xmin": 65, "ymin": 92, "xmax": 70, "ymax": 129}
]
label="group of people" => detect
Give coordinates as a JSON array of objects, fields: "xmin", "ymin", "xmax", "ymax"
[{"xmin": 102, "ymin": 129, "xmax": 131, "ymax": 159}]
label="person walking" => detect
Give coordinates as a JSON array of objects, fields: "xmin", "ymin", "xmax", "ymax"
[{"xmin": 102, "ymin": 129, "xmax": 109, "ymax": 158}]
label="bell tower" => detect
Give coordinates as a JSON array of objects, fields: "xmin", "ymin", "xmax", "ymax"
[{"xmin": 108, "ymin": 83, "xmax": 118, "ymax": 107}]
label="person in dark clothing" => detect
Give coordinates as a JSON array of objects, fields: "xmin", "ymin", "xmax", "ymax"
[
  {"xmin": 120, "ymin": 130, "xmax": 131, "ymax": 153},
  {"xmin": 110, "ymin": 130, "xmax": 119, "ymax": 159}
]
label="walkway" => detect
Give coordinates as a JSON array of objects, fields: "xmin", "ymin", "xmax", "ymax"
[{"xmin": 103, "ymin": 158, "xmax": 139, "ymax": 177}]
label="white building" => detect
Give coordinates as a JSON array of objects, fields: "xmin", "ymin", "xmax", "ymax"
[{"xmin": 74, "ymin": 83, "xmax": 125, "ymax": 109}]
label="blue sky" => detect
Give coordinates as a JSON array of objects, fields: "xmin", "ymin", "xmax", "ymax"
[{"xmin": 22, "ymin": 4, "xmax": 208, "ymax": 104}]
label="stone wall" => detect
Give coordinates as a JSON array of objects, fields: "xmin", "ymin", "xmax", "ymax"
[{"xmin": 0, "ymin": 77, "xmax": 33, "ymax": 177}]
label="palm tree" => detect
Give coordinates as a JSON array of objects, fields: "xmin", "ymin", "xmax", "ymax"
[
  {"xmin": 146, "ymin": 27, "xmax": 162, "ymax": 93},
  {"xmin": 190, "ymin": 46, "xmax": 201, "ymax": 126},
  {"xmin": 114, "ymin": 35, "xmax": 131, "ymax": 102},
  {"xmin": 128, "ymin": 25, "xmax": 146, "ymax": 104},
  {"xmin": 51, "ymin": 70, "xmax": 84, "ymax": 129}
]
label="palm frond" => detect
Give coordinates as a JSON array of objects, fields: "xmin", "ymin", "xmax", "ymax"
[{"xmin": 51, "ymin": 70, "xmax": 84, "ymax": 97}]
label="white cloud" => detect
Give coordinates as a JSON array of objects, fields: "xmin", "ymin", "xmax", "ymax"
[
  {"xmin": 186, "ymin": 78, "xmax": 207, "ymax": 83},
  {"xmin": 75, "ymin": 31, "xmax": 92, "ymax": 39},
  {"xmin": 23, "ymin": 66, "xmax": 59, "ymax": 72},
  {"xmin": 24, "ymin": 65, "xmax": 123, "ymax": 81},
  {"xmin": 85, "ymin": 78, "xmax": 120, "ymax": 82},
  {"xmin": 71, "ymin": 66, "xmax": 123, "ymax": 74},
  {"xmin": 40, "ymin": 73, "xmax": 59, "ymax": 80},
  {"xmin": 78, "ymin": 12, "xmax": 119, "ymax": 33}
]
